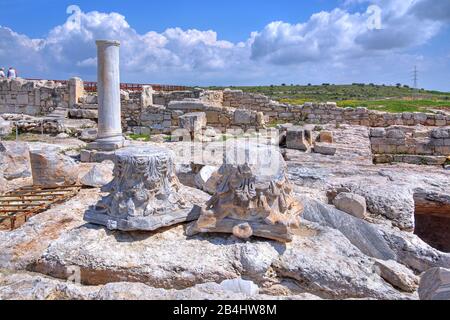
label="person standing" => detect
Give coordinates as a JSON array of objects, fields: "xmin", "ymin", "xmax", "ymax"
[
  {"xmin": 0, "ymin": 68, "xmax": 5, "ymax": 78},
  {"xmin": 7, "ymin": 67, "xmax": 17, "ymax": 79}
]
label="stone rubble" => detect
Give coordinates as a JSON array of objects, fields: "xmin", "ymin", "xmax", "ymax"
[{"xmin": 333, "ymin": 192, "xmax": 367, "ymax": 219}]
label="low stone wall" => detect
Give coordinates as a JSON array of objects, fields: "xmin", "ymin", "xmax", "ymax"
[
  {"xmin": 370, "ymin": 126, "xmax": 450, "ymax": 165},
  {"xmin": 301, "ymin": 103, "xmax": 450, "ymax": 127},
  {"xmin": 0, "ymin": 78, "xmax": 73, "ymax": 116},
  {"xmin": 222, "ymin": 90, "xmax": 450, "ymax": 127},
  {"xmin": 223, "ymin": 89, "xmax": 290, "ymax": 120}
]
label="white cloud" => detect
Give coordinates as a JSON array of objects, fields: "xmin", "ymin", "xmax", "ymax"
[{"xmin": 0, "ymin": 1, "xmax": 448, "ymax": 89}]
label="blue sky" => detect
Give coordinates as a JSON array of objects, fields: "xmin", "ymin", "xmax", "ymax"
[
  {"xmin": 0, "ymin": 0, "xmax": 449, "ymax": 91},
  {"xmin": 0, "ymin": 0, "xmax": 339, "ymax": 41}
]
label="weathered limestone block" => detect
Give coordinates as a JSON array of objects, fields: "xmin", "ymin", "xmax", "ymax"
[
  {"xmin": 234, "ymin": 109, "xmax": 256, "ymax": 125},
  {"xmin": 431, "ymin": 128, "xmax": 450, "ymax": 139},
  {"xmin": 79, "ymin": 128, "xmax": 98, "ymax": 142},
  {"xmin": 0, "ymin": 142, "xmax": 31, "ymax": 180},
  {"xmin": 333, "ymin": 193, "xmax": 367, "ymax": 219},
  {"xmin": 80, "ymin": 94, "xmax": 98, "ymax": 105},
  {"xmin": 16, "ymin": 94, "xmax": 28, "ymax": 105},
  {"xmin": 187, "ymin": 143, "xmax": 303, "ymax": 243},
  {"xmin": 140, "ymin": 86, "xmax": 154, "ymax": 107},
  {"xmin": 30, "ymin": 148, "xmax": 79, "ymax": 187},
  {"xmin": 286, "ymin": 127, "xmax": 311, "ymax": 151},
  {"xmin": 69, "ymin": 109, "xmax": 98, "ymax": 119},
  {"xmin": 179, "ymin": 112, "xmax": 207, "ymax": 135},
  {"xmin": 374, "ymin": 260, "xmax": 419, "ymax": 293},
  {"xmin": 319, "ymin": 131, "xmax": 334, "ymax": 144},
  {"xmin": 314, "ymin": 143, "xmax": 337, "ymax": 156},
  {"xmin": 419, "ymin": 268, "xmax": 450, "ymax": 300},
  {"xmin": 168, "ymin": 100, "xmax": 209, "ymax": 111},
  {"xmin": 69, "ymin": 77, "xmax": 84, "ymax": 108},
  {"xmin": 84, "ymin": 146, "xmax": 207, "ymax": 231}
]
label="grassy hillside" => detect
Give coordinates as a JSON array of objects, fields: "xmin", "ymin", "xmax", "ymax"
[{"xmin": 208, "ymin": 84, "xmax": 450, "ymax": 113}]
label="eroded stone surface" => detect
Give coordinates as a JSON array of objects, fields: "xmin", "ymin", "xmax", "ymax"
[
  {"xmin": 0, "ymin": 141, "xmax": 31, "ymax": 181},
  {"xmin": 30, "ymin": 219, "xmax": 415, "ymax": 300},
  {"xmin": 0, "ymin": 270, "xmax": 321, "ymax": 300}
]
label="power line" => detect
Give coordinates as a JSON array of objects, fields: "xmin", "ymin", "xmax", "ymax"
[
  {"xmin": 412, "ymin": 65, "xmax": 419, "ymax": 100},
  {"xmin": 412, "ymin": 65, "xmax": 418, "ymax": 90}
]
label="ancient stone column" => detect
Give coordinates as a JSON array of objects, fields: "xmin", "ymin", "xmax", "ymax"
[{"xmin": 88, "ymin": 40, "xmax": 125, "ymax": 151}]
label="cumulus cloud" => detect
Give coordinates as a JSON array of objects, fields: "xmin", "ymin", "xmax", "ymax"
[
  {"xmin": 250, "ymin": 9, "xmax": 368, "ymax": 65},
  {"xmin": 251, "ymin": 0, "xmax": 445, "ymax": 65},
  {"xmin": 0, "ymin": 1, "xmax": 448, "ymax": 88}
]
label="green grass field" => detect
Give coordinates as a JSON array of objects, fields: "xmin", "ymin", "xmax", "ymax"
[
  {"xmin": 280, "ymin": 98, "xmax": 450, "ymax": 113},
  {"xmin": 207, "ymin": 84, "xmax": 450, "ymax": 113}
]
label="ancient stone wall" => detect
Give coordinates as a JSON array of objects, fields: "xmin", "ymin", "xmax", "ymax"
[
  {"xmin": 301, "ymin": 103, "xmax": 450, "ymax": 127},
  {"xmin": 0, "ymin": 79, "xmax": 71, "ymax": 116},
  {"xmin": 223, "ymin": 89, "xmax": 291, "ymax": 120},
  {"xmin": 222, "ymin": 90, "xmax": 450, "ymax": 127},
  {"xmin": 2, "ymin": 79, "xmax": 448, "ymax": 135},
  {"xmin": 153, "ymin": 89, "xmax": 224, "ymax": 107},
  {"xmin": 153, "ymin": 90, "xmax": 200, "ymax": 106},
  {"xmin": 370, "ymin": 126, "xmax": 450, "ymax": 165},
  {"xmin": 132, "ymin": 101, "xmax": 262, "ymax": 135}
]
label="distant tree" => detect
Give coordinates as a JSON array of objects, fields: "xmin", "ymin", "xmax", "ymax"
[
  {"xmin": 396, "ymin": 83, "xmax": 402, "ymax": 88},
  {"xmin": 308, "ymin": 83, "xmax": 312, "ymax": 86},
  {"xmin": 322, "ymin": 83, "xmax": 330, "ymax": 86},
  {"xmin": 281, "ymin": 83, "xmax": 286, "ymax": 86},
  {"xmin": 403, "ymin": 85, "xmax": 410, "ymax": 88}
]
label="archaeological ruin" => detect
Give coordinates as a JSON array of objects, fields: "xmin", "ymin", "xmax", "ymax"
[{"xmin": 0, "ymin": 39, "xmax": 449, "ymax": 301}]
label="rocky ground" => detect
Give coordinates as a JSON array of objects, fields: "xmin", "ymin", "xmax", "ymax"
[{"xmin": 0, "ymin": 124, "xmax": 449, "ymax": 300}]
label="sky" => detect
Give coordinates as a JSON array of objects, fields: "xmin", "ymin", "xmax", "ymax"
[{"xmin": 0, "ymin": 0, "xmax": 449, "ymax": 91}]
